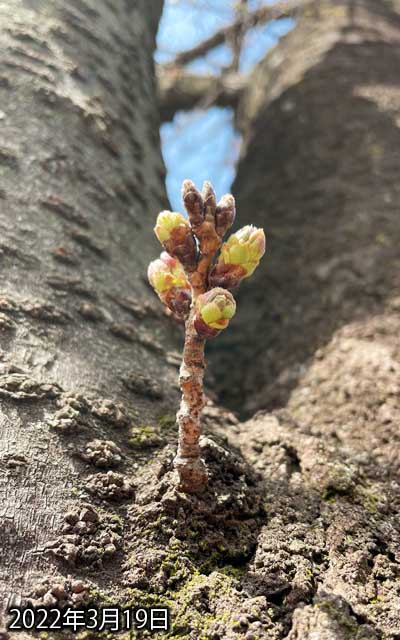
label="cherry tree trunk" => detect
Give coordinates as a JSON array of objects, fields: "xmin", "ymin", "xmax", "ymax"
[
  {"xmin": 0, "ymin": 0, "xmax": 181, "ymax": 629},
  {"xmin": 210, "ymin": 0, "xmax": 400, "ymax": 637}
]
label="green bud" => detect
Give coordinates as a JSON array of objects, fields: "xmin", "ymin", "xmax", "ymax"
[
  {"xmin": 194, "ymin": 288, "xmax": 236, "ymax": 338},
  {"xmin": 147, "ymin": 252, "xmax": 187, "ymax": 293},
  {"xmin": 154, "ymin": 211, "xmax": 188, "ymax": 243},
  {"xmin": 154, "ymin": 210, "xmax": 197, "ymax": 271},
  {"xmin": 209, "ymin": 225, "xmax": 265, "ymax": 289},
  {"xmin": 148, "ymin": 252, "xmax": 191, "ymax": 318},
  {"xmin": 221, "ymin": 225, "xmax": 266, "ymax": 276}
]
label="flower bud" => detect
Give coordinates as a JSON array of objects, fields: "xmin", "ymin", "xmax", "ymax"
[
  {"xmin": 215, "ymin": 193, "xmax": 236, "ymax": 238},
  {"xmin": 148, "ymin": 252, "xmax": 191, "ymax": 318},
  {"xmin": 182, "ymin": 180, "xmax": 204, "ymax": 230},
  {"xmin": 194, "ymin": 288, "xmax": 236, "ymax": 338},
  {"xmin": 154, "ymin": 211, "xmax": 187, "ymax": 243},
  {"xmin": 154, "ymin": 210, "xmax": 197, "ymax": 271},
  {"xmin": 147, "ymin": 252, "xmax": 186, "ymax": 292},
  {"xmin": 202, "ymin": 181, "xmax": 217, "ymax": 224},
  {"xmin": 163, "ymin": 287, "xmax": 192, "ymax": 319},
  {"xmin": 209, "ymin": 225, "xmax": 265, "ymax": 289}
]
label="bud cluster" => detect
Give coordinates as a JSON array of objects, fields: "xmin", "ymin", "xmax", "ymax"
[
  {"xmin": 182, "ymin": 179, "xmax": 236, "ymax": 241},
  {"xmin": 149, "ymin": 180, "xmax": 265, "ymax": 337}
]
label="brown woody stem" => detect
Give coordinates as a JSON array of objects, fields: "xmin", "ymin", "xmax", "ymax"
[{"xmin": 173, "ymin": 305, "xmax": 208, "ymax": 493}]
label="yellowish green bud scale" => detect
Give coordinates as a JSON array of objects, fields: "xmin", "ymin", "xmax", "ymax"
[
  {"xmin": 147, "ymin": 252, "xmax": 188, "ymax": 293},
  {"xmin": 194, "ymin": 288, "xmax": 236, "ymax": 337},
  {"xmin": 154, "ymin": 211, "xmax": 189, "ymax": 243}
]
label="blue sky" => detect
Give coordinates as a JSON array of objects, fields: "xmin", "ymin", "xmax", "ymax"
[{"xmin": 156, "ymin": 0, "xmax": 294, "ymax": 210}]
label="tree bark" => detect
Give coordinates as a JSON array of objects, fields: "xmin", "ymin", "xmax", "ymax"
[
  {"xmin": 214, "ymin": 0, "xmax": 400, "ymax": 416},
  {"xmin": 209, "ymin": 0, "xmax": 400, "ymax": 637},
  {"xmin": 0, "ymin": 0, "xmax": 179, "ymax": 628}
]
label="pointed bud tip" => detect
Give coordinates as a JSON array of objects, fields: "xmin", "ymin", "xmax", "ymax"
[
  {"xmin": 182, "ymin": 179, "xmax": 204, "ymax": 228},
  {"xmin": 182, "ymin": 179, "xmax": 201, "ymax": 200},
  {"xmin": 182, "ymin": 178, "xmax": 196, "ymax": 190},
  {"xmin": 215, "ymin": 193, "xmax": 236, "ymax": 238},
  {"xmin": 218, "ymin": 193, "xmax": 235, "ymax": 207},
  {"xmin": 159, "ymin": 251, "xmax": 177, "ymax": 269},
  {"xmin": 202, "ymin": 180, "xmax": 216, "ymax": 197}
]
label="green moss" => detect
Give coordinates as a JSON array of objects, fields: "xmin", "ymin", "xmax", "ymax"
[
  {"xmin": 124, "ymin": 569, "xmax": 240, "ymax": 639},
  {"xmin": 76, "ymin": 631, "xmax": 114, "ymax": 640},
  {"xmin": 128, "ymin": 425, "xmax": 163, "ymax": 448},
  {"xmin": 353, "ymin": 482, "xmax": 383, "ymax": 514},
  {"xmin": 160, "ymin": 552, "xmax": 194, "ymax": 587},
  {"xmin": 166, "ymin": 572, "xmax": 237, "ymax": 638},
  {"xmin": 87, "ymin": 586, "xmax": 115, "ymax": 606},
  {"xmin": 126, "ymin": 587, "xmax": 174, "ymax": 609},
  {"xmin": 198, "ymin": 550, "xmax": 222, "ymax": 573},
  {"xmin": 362, "ymin": 490, "xmax": 380, "ymax": 513},
  {"xmin": 322, "ymin": 488, "xmax": 337, "ymax": 503},
  {"xmin": 317, "ymin": 598, "xmax": 361, "ymax": 639},
  {"xmin": 94, "ymin": 506, "xmax": 124, "ymax": 530},
  {"xmin": 157, "ymin": 414, "xmax": 176, "ymax": 429}
]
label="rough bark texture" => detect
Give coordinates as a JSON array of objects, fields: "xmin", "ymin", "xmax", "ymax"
[
  {"xmin": 214, "ymin": 0, "xmax": 400, "ymax": 417},
  {"xmin": 207, "ymin": 0, "xmax": 400, "ymax": 638},
  {"xmin": 0, "ymin": 0, "xmax": 179, "ymax": 628}
]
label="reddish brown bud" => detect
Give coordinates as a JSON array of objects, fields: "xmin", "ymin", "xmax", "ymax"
[
  {"xmin": 208, "ymin": 262, "xmax": 247, "ymax": 290},
  {"xmin": 164, "ymin": 225, "xmax": 198, "ymax": 272},
  {"xmin": 202, "ymin": 181, "xmax": 217, "ymax": 225},
  {"xmin": 215, "ymin": 194, "xmax": 236, "ymax": 239},
  {"xmin": 182, "ymin": 180, "xmax": 204, "ymax": 230},
  {"xmin": 193, "ymin": 315, "xmax": 220, "ymax": 339},
  {"xmin": 161, "ymin": 287, "xmax": 191, "ymax": 319}
]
